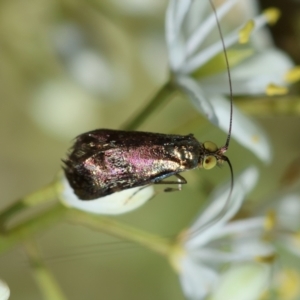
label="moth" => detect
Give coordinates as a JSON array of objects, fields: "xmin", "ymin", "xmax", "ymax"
[{"xmin": 63, "ymin": 129, "xmax": 232, "ymax": 200}]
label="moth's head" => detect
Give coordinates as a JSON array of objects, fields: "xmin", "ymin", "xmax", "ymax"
[{"xmin": 200, "ymin": 141, "xmax": 228, "ymax": 170}]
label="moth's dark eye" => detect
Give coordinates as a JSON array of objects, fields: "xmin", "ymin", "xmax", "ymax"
[
  {"xmin": 203, "ymin": 141, "xmax": 218, "ymax": 152},
  {"xmin": 203, "ymin": 155, "xmax": 217, "ymax": 170}
]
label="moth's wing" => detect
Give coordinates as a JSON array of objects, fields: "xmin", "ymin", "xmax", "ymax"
[
  {"xmin": 63, "ymin": 130, "xmax": 157, "ymax": 200},
  {"xmin": 63, "ymin": 129, "xmax": 199, "ymax": 200}
]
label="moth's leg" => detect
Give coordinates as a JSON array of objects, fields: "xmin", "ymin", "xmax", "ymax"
[
  {"xmin": 125, "ymin": 174, "xmax": 187, "ymax": 205},
  {"xmin": 154, "ymin": 174, "xmax": 187, "ymax": 192}
]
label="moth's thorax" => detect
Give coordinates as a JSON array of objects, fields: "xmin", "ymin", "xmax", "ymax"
[{"xmin": 170, "ymin": 143, "xmax": 201, "ymax": 170}]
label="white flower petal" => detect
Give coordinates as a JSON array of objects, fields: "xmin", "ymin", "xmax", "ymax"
[
  {"xmin": 210, "ymin": 263, "xmax": 270, "ymax": 300},
  {"xmin": 166, "ymin": 0, "xmax": 192, "ymax": 71},
  {"xmin": 183, "ymin": 26, "xmax": 242, "ymax": 74},
  {"xmin": 180, "ymin": 257, "xmax": 218, "ymax": 300},
  {"xmin": 190, "ymin": 248, "xmax": 249, "ymax": 263},
  {"xmin": 188, "ymin": 224, "xmax": 273, "ymax": 263},
  {"xmin": 176, "ymin": 75, "xmax": 218, "ymax": 123},
  {"xmin": 183, "ymin": 37, "xmax": 230, "ymax": 75},
  {"xmin": 190, "ymin": 243, "xmax": 271, "ymax": 263},
  {"xmin": 214, "ymin": 217, "xmax": 265, "ymax": 238},
  {"xmin": 231, "ymin": 239, "xmax": 274, "ymax": 259},
  {"xmin": 186, "ymin": 167, "xmax": 259, "ymax": 248},
  {"xmin": 183, "ymin": 0, "xmax": 209, "ymax": 36},
  {"xmin": 201, "ymin": 49, "xmax": 294, "ymax": 94},
  {"xmin": 209, "ymin": 94, "xmax": 272, "ymax": 162},
  {"xmin": 0, "ymin": 280, "xmax": 10, "ymax": 300},
  {"xmin": 276, "ymin": 194, "xmax": 300, "ymax": 230},
  {"xmin": 59, "ymin": 174, "xmax": 154, "ymax": 215},
  {"xmin": 186, "ymin": 0, "xmax": 241, "ymax": 57}
]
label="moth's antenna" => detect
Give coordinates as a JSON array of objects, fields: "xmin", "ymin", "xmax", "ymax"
[
  {"xmin": 223, "ymin": 155, "xmax": 234, "ymax": 202},
  {"xmin": 208, "ymin": 0, "xmax": 233, "ymax": 151},
  {"xmin": 187, "ymin": 0, "xmax": 235, "ymax": 240},
  {"xmin": 209, "ymin": 0, "xmax": 234, "ymax": 206}
]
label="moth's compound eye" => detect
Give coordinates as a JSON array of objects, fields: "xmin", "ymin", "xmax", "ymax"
[
  {"xmin": 203, "ymin": 141, "xmax": 218, "ymax": 152},
  {"xmin": 203, "ymin": 155, "xmax": 217, "ymax": 170}
]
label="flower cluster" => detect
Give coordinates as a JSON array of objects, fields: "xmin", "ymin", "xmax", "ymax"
[
  {"xmin": 166, "ymin": 0, "xmax": 295, "ymax": 162},
  {"xmin": 169, "ymin": 167, "xmax": 274, "ymax": 299}
]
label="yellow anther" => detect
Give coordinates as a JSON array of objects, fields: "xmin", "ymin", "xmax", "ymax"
[
  {"xmin": 263, "ymin": 7, "xmax": 281, "ymax": 25},
  {"xmin": 265, "ymin": 83, "xmax": 288, "ymax": 96},
  {"xmin": 255, "ymin": 254, "xmax": 276, "ymax": 264},
  {"xmin": 285, "ymin": 66, "xmax": 300, "ymax": 83},
  {"xmin": 239, "ymin": 20, "xmax": 255, "ymax": 44},
  {"xmin": 264, "ymin": 210, "xmax": 276, "ymax": 231}
]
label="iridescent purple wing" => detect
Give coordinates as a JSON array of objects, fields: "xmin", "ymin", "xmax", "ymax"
[{"xmin": 63, "ymin": 129, "xmax": 202, "ymax": 200}]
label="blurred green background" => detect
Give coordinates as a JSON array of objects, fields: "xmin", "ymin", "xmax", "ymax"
[{"xmin": 1, "ymin": 0, "xmax": 300, "ymax": 299}]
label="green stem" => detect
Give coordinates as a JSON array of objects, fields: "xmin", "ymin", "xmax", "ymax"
[
  {"xmin": 0, "ymin": 180, "xmax": 59, "ymax": 231},
  {"xmin": 66, "ymin": 209, "xmax": 172, "ymax": 257},
  {"xmin": 0, "ymin": 203, "xmax": 173, "ymax": 258},
  {"xmin": 0, "ymin": 204, "xmax": 67, "ymax": 254},
  {"xmin": 24, "ymin": 241, "xmax": 67, "ymax": 300},
  {"xmin": 122, "ymin": 81, "xmax": 176, "ymax": 131}
]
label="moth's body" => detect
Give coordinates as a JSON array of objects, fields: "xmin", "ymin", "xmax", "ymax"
[{"xmin": 63, "ymin": 129, "xmax": 213, "ymax": 200}]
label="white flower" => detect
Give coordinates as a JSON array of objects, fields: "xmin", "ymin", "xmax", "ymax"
[
  {"xmin": 169, "ymin": 167, "xmax": 274, "ymax": 300},
  {"xmin": 30, "ymin": 79, "xmax": 100, "ymax": 140},
  {"xmin": 166, "ymin": 0, "xmax": 295, "ymax": 162},
  {"xmin": 0, "ymin": 279, "xmax": 10, "ymax": 300},
  {"xmin": 57, "ymin": 173, "xmax": 154, "ymax": 215},
  {"xmin": 52, "ymin": 22, "xmax": 129, "ymax": 99}
]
